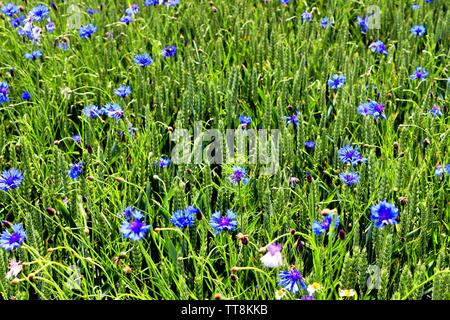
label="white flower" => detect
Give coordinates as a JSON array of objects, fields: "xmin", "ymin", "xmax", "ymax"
[
  {"xmin": 6, "ymin": 259, "xmax": 22, "ymax": 279},
  {"xmin": 307, "ymin": 282, "xmax": 322, "ymax": 295},
  {"xmin": 260, "ymin": 243, "xmax": 283, "ymax": 268},
  {"xmin": 275, "ymin": 288, "xmax": 287, "ymax": 300},
  {"xmin": 339, "ymin": 289, "xmax": 356, "ymax": 297}
]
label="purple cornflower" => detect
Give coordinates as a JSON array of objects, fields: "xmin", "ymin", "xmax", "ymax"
[
  {"xmin": 278, "ymin": 268, "xmax": 307, "ymax": 294},
  {"xmin": 0, "ymin": 168, "xmax": 24, "ymax": 191},
  {"xmin": 339, "ymin": 171, "xmax": 360, "ymax": 186},
  {"xmin": 412, "ymin": 3, "xmax": 420, "ymax": 10},
  {"xmin": 369, "ymin": 40, "xmax": 388, "ymax": 55},
  {"xmin": 120, "ymin": 209, "xmax": 151, "ymax": 241},
  {"xmin": 68, "ymin": 162, "xmax": 84, "ymax": 179},
  {"xmin": 357, "ymin": 101, "xmax": 386, "ymax": 120},
  {"xmin": 210, "ymin": 210, "xmax": 238, "ymax": 235},
  {"xmin": 260, "ymin": 243, "xmax": 283, "ymax": 268},
  {"xmin": 228, "ymin": 166, "xmax": 249, "ymax": 185},
  {"xmin": 430, "ymin": 105, "xmax": 443, "ymax": 117},
  {"xmin": 114, "ymin": 85, "xmax": 131, "ymax": 98},
  {"xmin": 338, "ymin": 145, "xmax": 367, "ymax": 167},
  {"xmin": 83, "ymin": 104, "xmax": 103, "ymax": 119},
  {"xmin": 0, "ymin": 223, "xmax": 26, "ymax": 251},
  {"xmin": 46, "ymin": 18, "xmax": 55, "ymax": 32},
  {"xmin": 312, "ymin": 212, "xmax": 340, "ymax": 235},
  {"xmin": 328, "ymin": 74, "xmax": 346, "ymax": 90},
  {"xmin": 411, "ymin": 25, "xmax": 426, "ymax": 36},
  {"xmin": 79, "ymin": 24, "xmax": 97, "ymax": 38},
  {"xmin": 370, "ymin": 200, "xmax": 399, "ymax": 228},
  {"xmin": 162, "ymin": 45, "xmax": 177, "ymax": 58},
  {"xmin": 134, "ymin": 53, "xmax": 153, "ymax": 67},
  {"xmin": 410, "ymin": 67, "xmax": 429, "ymax": 81}
]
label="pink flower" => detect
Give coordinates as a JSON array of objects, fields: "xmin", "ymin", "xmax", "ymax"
[
  {"xmin": 6, "ymin": 259, "xmax": 22, "ymax": 279},
  {"xmin": 260, "ymin": 243, "xmax": 283, "ymax": 268}
]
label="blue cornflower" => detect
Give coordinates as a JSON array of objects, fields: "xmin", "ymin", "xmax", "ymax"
[
  {"xmin": 121, "ymin": 206, "xmax": 139, "ymax": 221},
  {"xmin": 370, "ymin": 200, "xmax": 399, "ymax": 228},
  {"xmin": 160, "ymin": 0, "xmax": 180, "ymax": 7},
  {"xmin": 357, "ymin": 101, "xmax": 386, "ymax": 120},
  {"xmin": 10, "ymin": 15, "xmax": 26, "ymax": 28},
  {"xmin": 120, "ymin": 210, "xmax": 151, "ymax": 241},
  {"xmin": 305, "ymin": 141, "xmax": 316, "ymax": 150},
  {"xmin": 1, "ymin": 3, "xmax": 19, "ymax": 16},
  {"xmin": 280, "ymin": 0, "xmax": 290, "ymax": 4},
  {"xmin": 128, "ymin": 124, "xmax": 138, "ymax": 137},
  {"xmin": 102, "ymin": 103, "xmax": 124, "ymax": 121},
  {"xmin": 159, "ymin": 157, "xmax": 171, "ymax": 168},
  {"xmin": 430, "ymin": 105, "xmax": 443, "ymax": 117},
  {"xmin": 320, "ymin": 17, "xmax": 333, "ymax": 28},
  {"xmin": 29, "ymin": 5, "xmax": 49, "ymax": 22},
  {"xmin": 369, "ymin": 40, "xmax": 388, "ymax": 55},
  {"xmin": 277, "ymin": 268, "xmax": 307, "ymax": 294},
  {"xmin": 410, "ymin": 67, "xmax": 429, "ymax": 81},
  {"xmin": 312, "ymin": 212, "xmax": 340, "ymax": 235},
  {"xmin": 0, "ymin": 82, "xmax": 10, "ymax": 105},
  {"xmin": 412, "ymin": 3, "xmax": 420, "ymax": 10},
  {"xmin": 83, "ymin": 104, "xmax": 103, "ymax": 119},
  {"xmin": 328, "ymin": 74, "xmax": 346, "ymax": 90},
  {"xmin": 210, "ymin": 210, "xmax": 238, "ymax": 235},
  {"xmin": 302, "ymin": 295, "xmax": 315, "ymax": 300},
  {"xmin": 126, "ymin": 4, "xmax": 139, "ymax": 16},
  {"xmin": 71, "ymin": 134, "xmax": 81, "ymax": 143},
  {"xmin": 229, "ymin": 166, "xmax": 249, "ymax": 185},
  {"xmin": 162, "ymin": 45, "xmax": 177, "ymax": 58},
  {"xmin": 339, "ymin": 171, "xmax": 360, "ymax": 186},
  {"xmin": 86, "ymin": 8, "xmax": 98, "ymax": 15},
  {"xmin": 0, "ymin": 223, "xmax": 26, "ymax": 251},
  {"xmin": 120, "ymin": 15, "xmax": 133, "ymax": 24},
  {"xmin": 68, "ymin": 162, "xmax": 84, "ymax": 179},
  {"xmin": 445, "ymin": 164, "xmax": 450, "ymax": 175},
  {"xmin": 338, "ymin": 145, "xmax": 367, "ymax": 167},
  {"xmin": 0, "ymin": 168, "xmax": 24, "ymax": 191},
  {"xmin": 144, "ymin": 0, "xmax": 159, "ymax": 6},
  {"xmin": 357, "ymin": 16, "xmax": 368, "ymax": 33},
  {"xmin": 239, "ymin": 114, "xmax": 252, "ymax": 128},
  {"xmin": 24, "ymin": 50, "xmax": 42, "ymax": 60},
  {"xmin": 170, "ymin": 206, "xmax": 198, "ymax": 229},
  {"xmin": 411, "ymin": 25, "xmax": 426, "ymax": 36},
  {"xmin": 57, "ymin": 39, "xmax": 69, "ymax": 51},
  {"xmin": 435, "ymin": 165, "xmax": 444, "ymax": 177},
  {"xmin": 114, "ymin": 85, "xmax": 131, "ymax": 98},
  {"xmin": 79, "ymin": 24, "xmax": 97, "ymax": 38},
  {"xmin": 425, "ymin": 0, "xmax": 432, "ymax": 3},
  {"xmin": 46, "ymin": 18, "xmax": 55, "ymax": 32},
  {"xmin": 285, "ymin": 110, "xmax": 299, "ymax": 126},
  {"xmin": 134, "ymin": 53, "xmax": 153, "ymax": 67},
  {"xmin": 21, "ymin": 91, "xmax": 31, "ymax": 100},
  {"xmin": 301, "ymin": 11, "xmax": 312, "ymax": 22}
]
